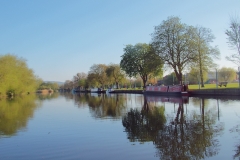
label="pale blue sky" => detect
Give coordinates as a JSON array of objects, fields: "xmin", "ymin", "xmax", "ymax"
[{"xmin": 0, "ymin": 0, "xmax": 239, "ymax": 82}]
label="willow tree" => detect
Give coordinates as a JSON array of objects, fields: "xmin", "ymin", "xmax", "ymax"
[
  {"xmin": 0, "ymin": 54, "xmax": 41, "ymax": 96},
  {"xmin": 120, "ymin": 43, "xmax": 163, "ymax": 88},
  {"xmin": 105, "ymin": 64, "xmax": 125, "ymax": 89},
  {"xmin": 151, "ymin": 16, "xmax": 198, "ymax": 84},
  {"xmin": 88, "ymin": 64, "xmax": 108, "ymax": 88}
]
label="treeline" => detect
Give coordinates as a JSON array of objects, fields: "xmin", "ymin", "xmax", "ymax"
[
  {"xmin": 0, "ymin": 54, "xmax": 42, "ymax": 97},
  {"xmin": 38, "ymin": 82, "xmax": 59, "ymax": 91},
  {"xmin": 61, "ymin": 63, "xmax": 160, "ymax": 90},
  {"xmin": 62, "ymin": 16, "xmax": 239, "ymax": 89}
]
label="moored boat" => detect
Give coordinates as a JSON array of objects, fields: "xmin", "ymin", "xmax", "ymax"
[{"xmin": 143, "ymin": 85, "xmax": 189, "ymax": 96}]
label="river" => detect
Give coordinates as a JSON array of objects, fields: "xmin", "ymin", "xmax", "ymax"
[{"xmin": 0, "ymin": 92, "xmax": 240, "ymax": 160}]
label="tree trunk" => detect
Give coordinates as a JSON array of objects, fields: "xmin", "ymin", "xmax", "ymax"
[
  {"xmin": 174, "ymin": 70, "xmax": 182, "ymax": 85},
  {"xmin": 142, "ymin": 75, "xmax": 148, "ymax": 89},
  {"xmin": 116, "ymin": 82, "xmax": 119, "ymax": 89},
  {"xmin": 199, "ymin": 50, "xmax": 205, "ymax": 87}
]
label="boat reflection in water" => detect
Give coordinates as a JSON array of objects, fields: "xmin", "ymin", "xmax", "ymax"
[
  {"xmin": 122, "ymin": 95, "xmax": 224, "ymax": 160},
  {"xmin": 145, "ymin": 95, "xmax": 189, "ymax": 104}
]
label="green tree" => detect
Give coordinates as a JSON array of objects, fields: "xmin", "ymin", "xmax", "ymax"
[
  {"xmin": 225, "ymin": 16, "xmax": 240, "ymax": 66},
  {"xmin": 38, "ymin": 82, "xmax": 59, "ymax": 90},
  {"xmin": 151, "ymin": 16, "xmax": 198, "ymax": 84},
  {"xmin": 63, "ymin": 80, "xmax": 73, "ymax": 90},
  {"xmin": 163, "ymin": 72, "xmax": 178, "ymax": 85},
  {"xmin": 218, "ymin": 67, "xmax": 236, "ymax": 82},
  {"xmin": 88, "ymin": 64, "xmax": 108, "ymax": 88},
  {"xmin": 193, "ymin": 26, "xmax": 220, "ymax": 87},
  {"xmin": 187, "ymin": 67, "xmax": 207, "ymax": 85},
  {"xmin": 73, "ymin": 72, "xmax": 87, "ymax": 89},
  {"xmin": 0, "ymin": 54, "xmax": 41, "ymax": 96},
  {"xmin": 106, "ymin": 64, "xmax": 125, "ymax": 89},
  {"xmin": 120, "ymin": 43, "xmax": 163, "ymax": 88}
]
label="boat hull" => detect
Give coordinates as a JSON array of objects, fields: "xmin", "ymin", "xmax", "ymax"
[{"xmin": 144, "ymin": 85, "xmax": 189, "ymax": 97}]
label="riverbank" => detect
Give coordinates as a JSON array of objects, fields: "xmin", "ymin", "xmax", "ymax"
[
  {"xmin": 111, "ymin": 88, "xmax": 240, "ymax": 96},
  {"xmin": 109, "ymin": 89, "xmax": 143, "ymax": 94},
  {"xmin": 189, "ymin": 88, "xmax": 240, "ymax": 96}
]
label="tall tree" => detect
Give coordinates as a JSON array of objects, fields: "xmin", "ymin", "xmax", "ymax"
[
  {"xmin": 120, "ymin": 43, "xmax": 163, "ymax": 88},
  {"xmin": 187, "ymin": 67, "xmax": 207, "ymax": 85},
  {"xmin": 106, "ymin": 64, "xmax": 125, "ymax": 89},
  {"xmin": 151, "ymin": 16, "xmax": 198, "ymax": 84},
  {"xmin": 88, "ymin": 64, "xmax": 108, "ymax": 88},
  {"xmin": 63, "ymin": 80, "xmax": 73, "ymax": 90},
  {"xmin": 225, "ymin": 16, "xmax": 240, "ymax": 66},
  {"xmin": 72, "ymin": 72, "xmax": 87, "ymax": 89},
  {"xmin": 193, "ymin": 26, "xmax": 220, "ymax": 87}
]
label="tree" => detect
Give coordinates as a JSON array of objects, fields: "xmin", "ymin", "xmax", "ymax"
[
  {"xmin": 225, "ymin": 16, "xmax": 240, "ymax": 66},
  {"xmin": 151, "ymin": 16, "xmax": 198, "ymax": 84},
  {"xmin": 72, "ymin": 72, "xmax": 87, "ymax": 89},
  {"xmin": 120, "ymin": 43, "xmax": 163, "ymax": 88},
  {"xmin": 86, "ymin": 73, "xmax": 97, "ymax": 88},
  {"xmin": 38, "ymin": 82, "xmax": 59, "ymax": 90},
  {"xmin": 187, "ymin": 67, "xmax": 208, "ymax": 84},
  {"xmin": 105, "ymin": 64, "xmax": 125, "ymax": 89},
  {"xmin": 0, "ymin": 54, "xmax": 41, "ymax": 96},
  {"xmin": 64, "ymin": 80, "xmax": 71, "ymax": 90},
  {"xmin": 163, "ymin": 72, "xmax": 178, "ymax": 85},
  {"xmin": 88, "ymin": 64, "xmax": 108, "ymax": 88},
  {"xmin": 218, "ymin": 67, "xmax": 236, "ymax": 82},
  {"xmin": 193, "ymin": 26, "xmax": 220, "ymax": 87}
]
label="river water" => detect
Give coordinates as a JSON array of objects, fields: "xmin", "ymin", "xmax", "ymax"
[{"xmin": 0, "ymin": 92, "xmax": 240, "ymax": 160}]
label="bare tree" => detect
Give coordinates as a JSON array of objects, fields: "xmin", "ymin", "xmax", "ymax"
[{"xmin": 225, "ymin": 16, "xmax": 240, "ymax": 66}]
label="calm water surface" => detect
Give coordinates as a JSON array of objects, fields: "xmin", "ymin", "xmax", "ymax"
[{"xmin": 0, "ymin": 92, "xmax": 240, "ymax": 160}]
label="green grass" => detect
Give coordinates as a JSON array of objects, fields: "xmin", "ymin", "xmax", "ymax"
[
  {"xmin": 113, "ymin": 83, "xmax": 240, "ymax": 90},
  {"xmin": 188, "ymin": 83, "xmax": 240, "ymax": 90}
]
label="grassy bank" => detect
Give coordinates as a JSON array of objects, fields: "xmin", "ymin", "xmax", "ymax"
[{"xmin": 188, "ymin": 83, "xmax": 240, "ymax": 90}]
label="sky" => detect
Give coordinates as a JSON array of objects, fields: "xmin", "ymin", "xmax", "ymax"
[{"xmin": 0, "ymin": 0, "xmax": 239, "ymax": 82}]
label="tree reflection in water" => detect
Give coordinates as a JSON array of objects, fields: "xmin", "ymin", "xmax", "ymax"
[
  {"xmin": 122, "ymin": 96, "xmax": 224, "ymax": 160},
  {"xmin": 68, "ymin": 93, "xmax": 128, "ymax": 119},
  {"xmin": 0, "ymin": 94, "xmax": 41, "ymax": 137},
  {"xmin": 122, "ymin": 96, "xmax": 166, "ymax": 142},
  {"xmin": 229, "ymin": 112, "xmax": 240, "ymax": 159},
  {"xmin": 37, "ymin": 92, "xmax": 59, "ymax": 100}
]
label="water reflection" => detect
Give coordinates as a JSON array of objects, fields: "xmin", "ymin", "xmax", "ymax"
[
  {"xmin": 122, "ymin": 95, "xmax": 224, "ymax": 159},
  {"xmin": 65, "ymin": 92, "xmax": 133, "ymax": 119},
  {"xmin": 0, "ymin": 94, "xmax": 41, "ymax": 137},
  {"xmin": 1, "ymin": 92, "xmax": 240, "ymax": 159},
  {"xmin": 230, "ymin": 114, "xmax": 240, "ymax": 159},
  {"xmin": 122, "ymin": 96, "xmax": 166, "ymax": 142},
  {"xmin": 37, "ymin": 92, "xmax": 59, "ymax": 100}
]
